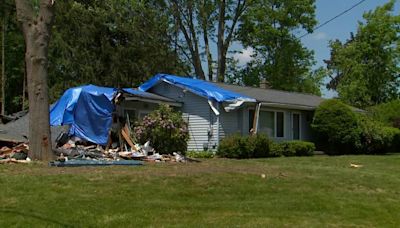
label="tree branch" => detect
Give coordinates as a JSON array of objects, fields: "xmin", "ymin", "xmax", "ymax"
[
  {"xmin": 225, "ymin": 0, "xmax": 247, "ymax": 51},
  {"xmin": 39, "ymin": 0, "xmax": 56, "ymax": 26}
]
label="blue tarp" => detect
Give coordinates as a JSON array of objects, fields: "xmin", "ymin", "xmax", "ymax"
[
  {"xmin": 50, "ymin": 85, "xmax": 150, "ymax": 145},
  {"xmin": 49, "ymin": 159, "xmax": 143, "ymax": 167},
  {"xmin": 139, "ymin": 74, "xmax": 256, "ymax": 104}
]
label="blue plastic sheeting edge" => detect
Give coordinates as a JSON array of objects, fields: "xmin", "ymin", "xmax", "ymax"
[
  {"xmin": 49, "ymin": 85, "xmax": 151, "ymax": 145},
  {"xmin": 139, "ymin": 74, "xmax": 257, "ymax": 103},
  {"xmin": 49, "ymin": 159, "xmax": 144, "ymax": 167}
]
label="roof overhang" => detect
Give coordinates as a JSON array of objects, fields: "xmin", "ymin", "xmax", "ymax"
[
  {"xmin": 259, "ymin": 102, "xmax": 317, "ymax": 111},
  {"xmin": 124, "ymin": 96, "xmax": 182, "ymax": 107}
]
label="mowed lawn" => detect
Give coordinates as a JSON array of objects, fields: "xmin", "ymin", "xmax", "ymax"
[{"xmin": 1, "ymin": 155, "xmax": 400, "ymax": 227}]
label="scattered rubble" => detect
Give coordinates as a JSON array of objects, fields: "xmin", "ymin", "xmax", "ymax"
[
  {"xmin": 0, "ymin": 143, "xmax": 31, "ymax": 164},
  {"xmin": 0, "ymin": 106, "xmax": 196, "ymax": 166},
  {"xmin": 50, "ymin": 122, "xmax": 195, "ymax": 165}
]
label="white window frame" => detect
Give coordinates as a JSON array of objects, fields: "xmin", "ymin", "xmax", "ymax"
[{"xmin": 292, "ymin": 112, "xmax": 302, "ymax": 140}]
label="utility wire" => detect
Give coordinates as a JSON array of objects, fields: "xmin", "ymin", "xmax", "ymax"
[{"xmin": 299, "ymin": 0, "xmax": 368, "ymax": 39}]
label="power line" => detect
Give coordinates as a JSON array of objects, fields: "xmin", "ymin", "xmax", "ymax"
[{"xmin": 299, "ymin": 0, "xmax": 368, "ymax": 39}]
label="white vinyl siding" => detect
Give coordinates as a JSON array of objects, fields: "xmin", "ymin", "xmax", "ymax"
[{"xmin": 150, "ymin": 82, "xmax": 218, "ymax": 151}]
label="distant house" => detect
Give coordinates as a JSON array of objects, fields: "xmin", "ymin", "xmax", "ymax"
[{"xmin": 131, "ymin": 74, "xmax": 325, "ymax": 151}]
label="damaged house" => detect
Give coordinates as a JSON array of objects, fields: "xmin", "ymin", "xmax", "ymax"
[
  {"xmin": 0, "ymin": 74, "xmax": 325, "ymax": 152},
  {"xmin": 135, "ymin": 74, "xmax": 325, "ymax": 151}
]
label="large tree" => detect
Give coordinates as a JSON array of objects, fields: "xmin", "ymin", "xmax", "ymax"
[
  {"xmin": 325, "ymin": 0, "xmax": 400, "ymax": 108},
  {"xmin": 15, "ymin": 0, "xmax": 55, "ymax": 160},
  {"xmin": 47, "ymin": 0, "xmax": 186, "ymax": 102},
  {"xmin": 1, "ymin": 1, "xmax": 26, "ymax": 114},
  {"xmin": 234, "ymin": 0, "xmax": 319, "ymax": 94},
  {"xmin": 169, "ymin": 0, "xmax": 248, "ymax": 82}
]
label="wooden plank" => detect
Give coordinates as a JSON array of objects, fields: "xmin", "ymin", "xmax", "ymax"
[{"xmin": 121, "ymin": 127, "xmax": 135, "ymax": 149}]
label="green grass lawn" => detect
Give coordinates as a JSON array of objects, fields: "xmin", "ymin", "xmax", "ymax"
[{"xmin": 1, "ymin": 155, "xmax": 400, "ymax": 227}]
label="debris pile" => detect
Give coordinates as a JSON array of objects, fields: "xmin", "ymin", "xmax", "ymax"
[
  {"xmin": 0, "ymin": 143, "xmax": 31, "ymax": 164},
  {"xmin": 53, "ymin": 123, "xmax": 192, "ymax": 164}
]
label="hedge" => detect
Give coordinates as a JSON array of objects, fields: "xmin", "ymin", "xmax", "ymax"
[
  {"xmin": 312, "ymin": 99, "xmax": 400, "ymax": 154},
  {"xmin": 217, "ymin": 134, "xmax": 315, "ymax": 158}
]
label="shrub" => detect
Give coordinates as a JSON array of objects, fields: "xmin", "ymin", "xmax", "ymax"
[
  {"xmin": 357, "ymin": 115, "xmax": 398, "ymax": 154},
  {"xmin": 269, "ymin": 143, "xmax": 284, "ymax": 157},
  {"xmin": 368, "ymin": 99, "xmax": 400, "ymax": 128},
  {"xmin": 186, "ymin": 151, "xmax": 215, "ymax": 159},
  {"xmin": 134, "ymin": 104, "xmax": 189, "ymax": 154},
  {"xmin": 217, "ymin": 134, "xmax": 272, "ymax": 159},
  {"xmin": 312, "ymin": 99, "xmax": 362, "ymax": 154},
  {"xmin": 217, "ymin": 134, "xmax": 315, "ymax": 158},
  {"xmin": 216, "ymin": 134, "xmax": 251, "ymax": 159},
  {"xmin": 282, "ymin": 141, "xmax": 315, "ymax": 156},
  {"xmin": 247, "ymin": 134, "xmax": 272, "ymax": 158}
]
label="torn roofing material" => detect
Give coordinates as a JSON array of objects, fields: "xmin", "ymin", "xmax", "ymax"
[
  {"xmin": 50, "ymin": 84, "xmax": 174, "ymax": 145},
  {"xmin": 139, "ymin": 74, "xmax": 257, "ymax": 104},
  {"xmin": 0, "ymin": 112, "xmax": 68, "ymax": 144}
]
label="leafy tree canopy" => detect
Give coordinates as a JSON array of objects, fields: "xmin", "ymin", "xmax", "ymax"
[
  {"xmin": 325, "ymin": 0, "xmax": 400, "ymax": 108},
  {"xmin": 232, "ymin": 0, "xmax": 321, "ymax": 95}
]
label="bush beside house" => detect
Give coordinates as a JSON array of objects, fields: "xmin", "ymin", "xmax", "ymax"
[
  {"xmin": 311, "ymin": 99, "xmax": 362, "ymax": 154},
  {"xmin": 134, "ymin": 105, "xmax": 189, "ymax": 154},
  {"xmin": 368, "ymin": 99, "xmax": 400, "ymax": 128},
  {"xmin": 312, "ymin": 99, "xmax": 400, "ymax": 155},
  {"xmin": 217, "ymin": 134, "xmax": 315, "ymax": 159}
]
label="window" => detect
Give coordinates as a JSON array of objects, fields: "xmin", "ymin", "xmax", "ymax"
[
  {"xmin": 292, "ymin": 113, "xmax": 300, "ymax": 140},
  {"xmin": 248, "ymin": 109, "xmax": 255, "ymax": 132},
  {"xmin": 139, "ymin": 111, "xmax": 151, "ymax": 120},
  {"xmin": 124, "ymin": 109, "xmax": 136, "ymax": 121},
  {"xmin": 257, "ymin": 110, "xmax": 285, "ymax": 138},
  {"xmin": 276, "ymin": 112, "xmax": 284, "ymax": 138},
  {"xmin": 259, "ymin": 111, "xmax": 275, "ymax": 137}
]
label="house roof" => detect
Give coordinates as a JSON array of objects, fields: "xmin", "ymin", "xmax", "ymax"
[
  {"xmin": 0, "ymin": 112, "xmax": 68, "ymax": 144},
  {"xmin": 139, "ymin": 74, "xmax": 256, "ymax": 103},
  {"xmin": 122, "ymin": 88, "xmax": 181, "ymax": 106},
  {"xmin": 213, "ymin": 82, "xmax": 325, "ymax": 110}
]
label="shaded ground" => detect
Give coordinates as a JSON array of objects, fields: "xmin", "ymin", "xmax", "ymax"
[{"xmin": 1, "ymin": 155, "xmax": 400, "ymax": 227}]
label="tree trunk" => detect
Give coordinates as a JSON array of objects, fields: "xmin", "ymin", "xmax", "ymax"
[
  {"xmin": 22, "ymin": 63, "xmax": 26, "ymax": 111},
  {"xmin": 1, "ymin": 16, "xmax": 5, "ymax": 115},
  {"xmin": 217, "ymin": 0, "xmax": 225, "ymax": 82},
  {"xmin": 15, "ymin": 0, "xmax": 55, "ymax": 161},
  {"xmin": 203, "ymin": 21, "xmax": 213, "ymax": 81}
]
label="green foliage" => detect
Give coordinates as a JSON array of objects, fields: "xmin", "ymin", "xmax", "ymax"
[
  {"xmin": 217, "ymin": 134, "xmax": 272, "ymax": 159},
  {"xmin": 270, "ymin": 141, "xmax": 315, "ymax": 157},
  {"xmin": 217, "ymin": 134, "xmax": 314, "ymax": 158},
  {"xmin": 1, "ymin": 1, "xmax": 26, "ymax": 114},
  {"xmin": 186, "ymin": 151, "xmax": 214, "ymax": 159},
  {"xmin": 133, "ymin": 105, "xmax": 189, "ymax": 154},
  {"xmin": 312, "ymin": 99, "xmax": 400, "ymax": 154},
  {"xmin": 216, "ymin": 134, "xmax": 252, "ymax": 159},
  {"xmin": 312, "ymin": 99, "xmax": 361, "ymax": 154},
  {"xmin": 269, "ymin": 143, "xmax": 284, "ymax": 157},
  {"xmin": 47, "ymin": 0, "xmax": 188, "ymax": 102},
  {"xmin": 281, "ymin": 141, "xmax": 315, "ymax": 157},
  {"xmin": 234, "ymin": 0, "xmax": 320, "ymax": 95},
  {"xmin": 326, "ymin": 0, "xmax": 400, "ymax": 108},
  {"xmin": 368, "ymin": 99, "xmax": 400, "ymax": 128},
  {"xmin": 247, "ymin": 134, "xmax": 272, "ymax": 158},
  {"xmin": 2, "ymin": 0, "xmax": 189, "ymax": 112},
  {"xmin": 358, "ymin": 115, "xmax": 400, "ymax": 154}
]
